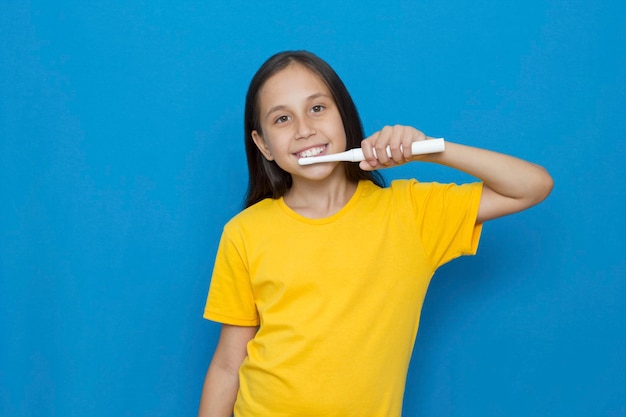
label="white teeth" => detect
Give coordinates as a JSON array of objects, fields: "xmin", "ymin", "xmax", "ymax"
[{"xmin": 298, "ymin": 146, "xmax": 325, "ymax": 158}]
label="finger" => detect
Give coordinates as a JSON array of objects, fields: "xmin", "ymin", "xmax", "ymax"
[
  {"xmin": 389, "ymin": 125, "xmax": 408, "ymax": 162},
  {"xmin": 402, "ymin": 127, "xmax": 415, "ymax": 161},
  {"xmin": 361, "ymin": 132, "xmax": 379, "ymax": 167},
  {"xmin": 379, "ymin": 125, "xmax": 413, "ymax": 165},
  {"xmin": 359, "ymin": 160, "xmax": 374, "ymax": 171},
  {"xmin": 374, "ymin": 126, "xmax": 393, "ymax": 166},
  {"xmin": 411, "ymin": 130, "xmax": 430, "ymax": 160}
]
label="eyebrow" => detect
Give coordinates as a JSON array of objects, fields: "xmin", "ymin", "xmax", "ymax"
[{"xmin": 264, "ymin": 93, "xmax": 332, "ymax": 119}]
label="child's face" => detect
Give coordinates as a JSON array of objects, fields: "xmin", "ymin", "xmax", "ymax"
[{"xmin": 251, "ymin": 63, "xmax": 347, "ymax": 183}]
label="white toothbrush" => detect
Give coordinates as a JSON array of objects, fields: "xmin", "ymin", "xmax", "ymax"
[{"xmin": 298, "ymin": 138, "xmax": 445, "ymax": 166}]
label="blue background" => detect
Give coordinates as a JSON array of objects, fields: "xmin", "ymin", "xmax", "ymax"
[{"xmin": 1, "ymin": 1, "xmax": 625, "ymax": 416}]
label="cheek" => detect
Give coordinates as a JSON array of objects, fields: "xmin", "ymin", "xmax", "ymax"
[
  {"xmin": 333, "ymin": 120, "xmax": 348, "ymax": 145},
  {"xmin": 263, "ymin": 131, "xmax": 291, "ymax": 153}
]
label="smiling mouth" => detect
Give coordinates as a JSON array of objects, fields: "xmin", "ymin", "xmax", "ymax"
[{"xmin": 296, "ymin": 145, "xmax": 327, "ymax": 159}]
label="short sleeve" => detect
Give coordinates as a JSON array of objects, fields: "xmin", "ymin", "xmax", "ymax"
[
  {"xmin": 204, "ymin": 227, "xmax": 260, "ymax": 326},
  {"xmin": 406, "ymin": 180, "xmax": 483, "ymax": 268}
]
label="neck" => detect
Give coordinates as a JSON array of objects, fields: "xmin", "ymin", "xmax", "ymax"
[{"xmin": 284, "ymin": 177, "xmax": 358, "ymax": 219}]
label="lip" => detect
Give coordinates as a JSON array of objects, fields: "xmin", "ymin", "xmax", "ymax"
[{"xmin": 294, "ymin": 144, "xmax": 328, "ymax": 159}]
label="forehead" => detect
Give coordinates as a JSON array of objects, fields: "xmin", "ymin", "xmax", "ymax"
[{"xmin": 258, "ymin": 63, "xmax": 331, "ymax": 108}]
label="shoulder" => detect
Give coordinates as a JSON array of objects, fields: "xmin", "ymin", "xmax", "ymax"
[
  {"xmin": 381, "ymin": 179, "xmax": 483, "ymax": 214},
  {"xmin": 232, "ymin": 198, "xmax": 275, "ymax": 220},
  {"xmin": 358, "ymin": 178, "xmax": 455, "ymax": 201},
  {"xmin": 223, "ymin": 198, "xmax": 279, "ymax": 235},
  {"xmin": 388, "ymin": 178, "xmax": 482, "ymax": 196}
]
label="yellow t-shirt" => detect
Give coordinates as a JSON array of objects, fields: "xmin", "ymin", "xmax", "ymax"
[{"xmin": 205, "ymin": 179, "xmax": 483, "ymax": 417}]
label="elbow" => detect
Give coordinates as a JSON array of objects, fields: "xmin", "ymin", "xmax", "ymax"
[{"xmin": 531, "ymin": 167, "xmax": 554, "ymax": 205}]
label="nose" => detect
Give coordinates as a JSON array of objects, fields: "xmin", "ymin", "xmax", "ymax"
[{"xmin": 295, "ymin": 119, "xmax": 316, "ymax": 140}]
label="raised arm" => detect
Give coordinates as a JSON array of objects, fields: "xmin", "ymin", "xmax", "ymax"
[
  {"xmin": 424, "ymin": 141, "xmax": 553, "ymax": 223},
  {"xmin": 359, "ymin": 125, "xmax": 553, "ymax": 223},
  {"xmin": 198, "ymin": 324, "xmax": 257, "ymax": 417}
]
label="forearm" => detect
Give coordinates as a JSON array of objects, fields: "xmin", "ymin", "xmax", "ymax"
[
  {"xmin": 198, "ymin": 362, "xmax": 239, "ymax": 417},
  {"xmin": 198, "ymin": 324, "xmax": 256, "ymax": 417},
  {"xmin": 423, "ymin": 141, "xmax": 552, "ymax": 201},
  {"xmin": 422, "ymin": 141, "xmax": 553, "ymax": 221},
  {"xmin": 359, "ymin": 126, "xmax": 553, "ymax": 221}
]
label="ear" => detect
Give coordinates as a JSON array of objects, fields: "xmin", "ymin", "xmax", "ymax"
[{"xmin": 252, "ymin": 130, "xmax": 274, "ymax": 161}]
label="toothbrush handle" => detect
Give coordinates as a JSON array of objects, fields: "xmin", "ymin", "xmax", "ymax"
[{"xmin": 353, "ymin": 138, "xmax": 445, "ymax": 161}]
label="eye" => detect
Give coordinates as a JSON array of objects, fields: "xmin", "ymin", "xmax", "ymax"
[
  {"xmin": 275, "ymin": 115, "xmax": 291, "ymax": 124},
  {"xmin": 311, "ymin": 105, "xmax": 325, "ymax": 113}
]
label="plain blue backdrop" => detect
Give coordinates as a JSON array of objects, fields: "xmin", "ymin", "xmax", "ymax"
[{"xmin": 1, "ymin": 1, "xmax": 624, "ymax": 416}]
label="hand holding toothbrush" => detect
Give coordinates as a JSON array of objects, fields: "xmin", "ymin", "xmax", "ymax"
[
  {"xmin": 359, "ymin": 125, "xmax": 437, "ymax": 171},
  {"xmin": 298, "ymin": 126, "xmax": 444, "ymax": 168}
]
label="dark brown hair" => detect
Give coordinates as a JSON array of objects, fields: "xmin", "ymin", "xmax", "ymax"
[{"xmin": 244, "ymin": 50, "xmax": 384, "ymax": 208}]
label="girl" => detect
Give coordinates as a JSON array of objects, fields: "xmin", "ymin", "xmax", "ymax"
[{"xmin": 198, "ymin": 50, "xmax": 553, "ymax": 417}]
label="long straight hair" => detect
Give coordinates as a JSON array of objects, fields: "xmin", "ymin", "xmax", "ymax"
[{"xmin": 243, "ymin": 50, "xmax": 384, "ymax": 208}]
